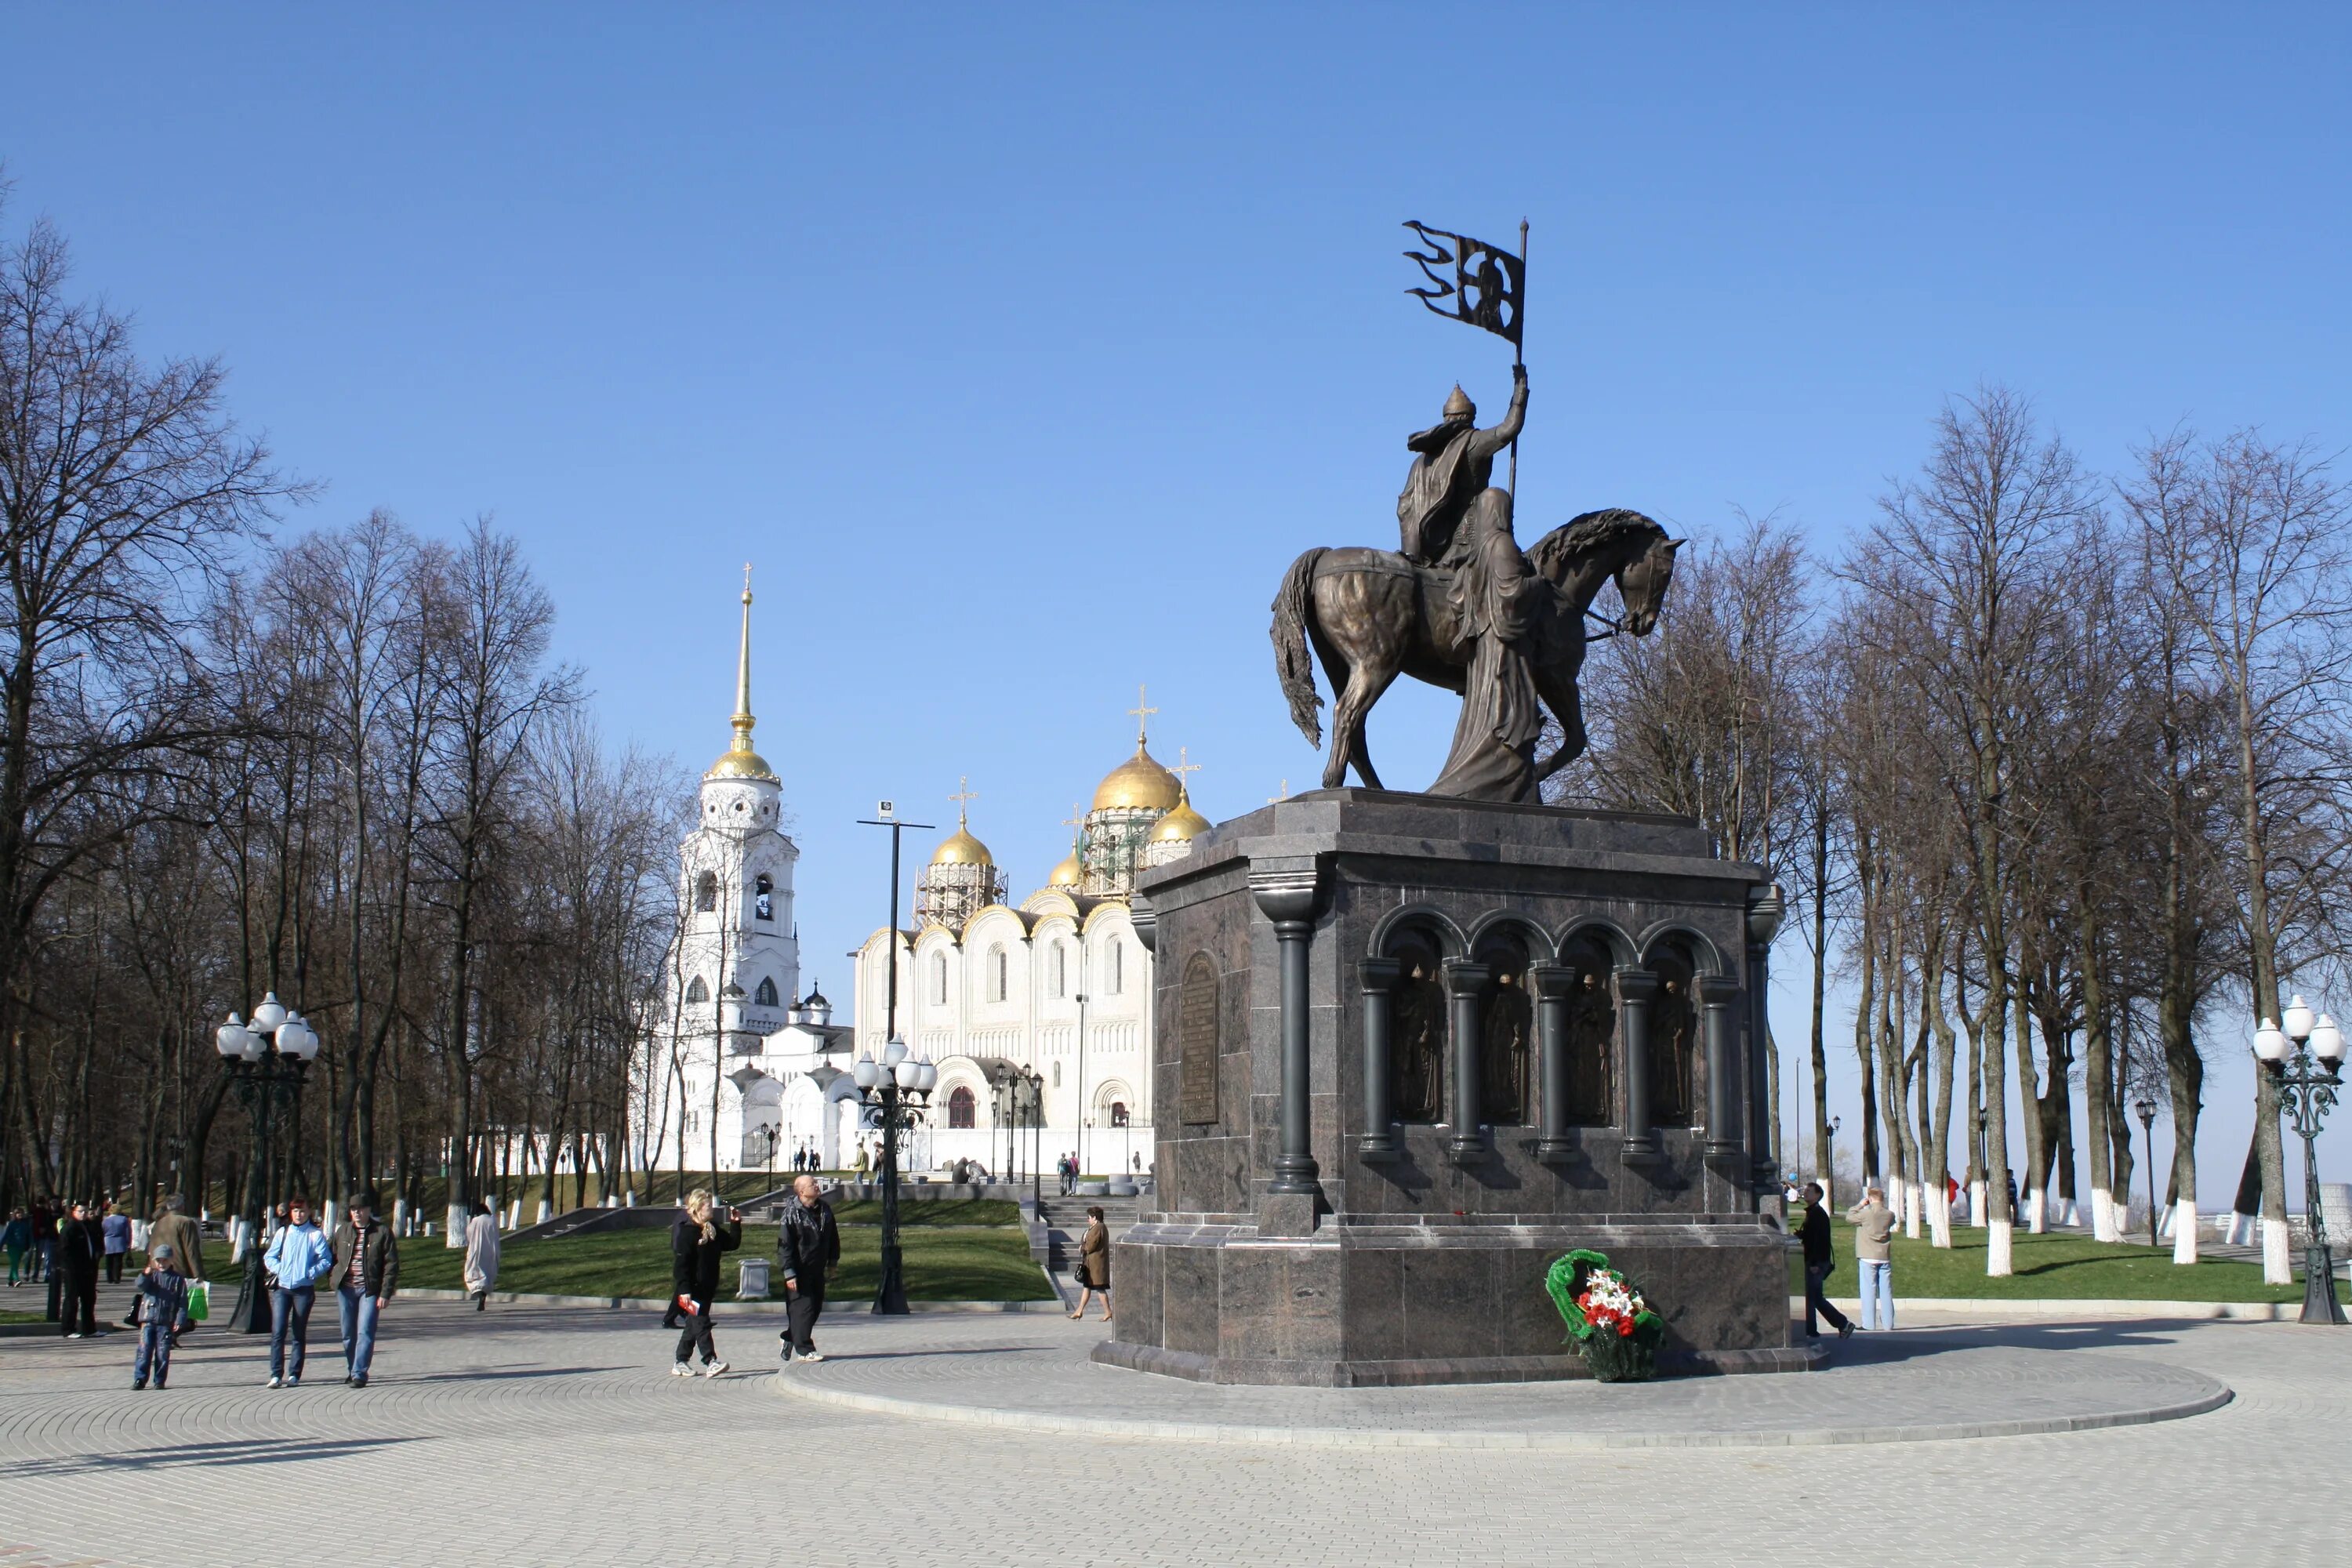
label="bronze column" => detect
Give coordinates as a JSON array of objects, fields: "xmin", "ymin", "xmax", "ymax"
[
  {"xmin": 1250, "ymin": 864, "xmax": 1324, "ymax": 1198},
  {"xmin": 1530, "ymin": 962, "xmax": 1573, "ymax": 1164},
  {"xmin": 1358, "ymin": 958, "xmax": 1401, "ymax": 1162},
  {"xmin": 1617, "ymin": 968, "xmax": 1660, "ymax": 1163},
  {"xmin": 1700, "ymin": 974, "xmax": 1744, "ymax": 1161},
  {"xmin": 1746, "ymin": 885, "xmax": 1786, "ymax": 1198},
  {"xmin": 1443, "ymin": 959, "xmax": 1490, "ymax": 1165}
]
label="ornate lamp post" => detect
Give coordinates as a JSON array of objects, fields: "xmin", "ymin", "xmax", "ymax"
[
  {"xmin": 214, "ymin": 994, "xmax": 321, "ymax": 1333},
  {"xmin": 2132, "ymin": 1096, "xmax": 2159, "ymax": 1249},
  {"xmin": 851, "ymin": 1036, "xmax": 935, "ymax": 1315},
  {"xmin": 758, "ymin": 1122, "xmax": 780, "ymax": 1186},
  {"xmin": 2253, "ymin": 998, "xmax": 2345, "ymax": 1325}
]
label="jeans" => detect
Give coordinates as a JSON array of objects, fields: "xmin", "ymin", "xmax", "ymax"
[
  {"xmin": 136, "ymin": 1319, "xmax": 174, "ymax": 1385},
  {"xmin": 5, "ymin": 1245, "xmax": 21, "ymax": 1285},
  {"xmin": 675, "ymin": 1301, "xmax": 717, "ymax": 1365},
  {"xmin": 1857, "ymin": 1259, "xmax": 1895, "ymax": 1330},
  {"xmin": 1802, "ymin": 1261, "xmax": 1849, "ymax": 1336},
  {"xmin": 338, "ymin": 1285, "xmax": 380, "ymax": 1377},
  {"xmin": 270, "ymin": 1285, "xmax": 316, "ymax": 1378},
  {"xmin": 34, "ymin": 1239, "xmax": 52, "ymax": 1280}
]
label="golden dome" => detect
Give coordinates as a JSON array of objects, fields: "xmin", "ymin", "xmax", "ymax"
[
  {"xmin": 1092, "ymin": 742, "xmax": 1181, "ymax": 812},
  {"xmin": 931, "ymin": 824, "xmax": 993, "ymax": 867},
  {"xmin": 1149, "ymin": 789, "xmax": 1210, "ymax": 844},
  {"xmin": 706, "ymin": 743, "xmax": 778, "ymax": 782},
  {"xmin": 1047, "ymin": 851, "xmax": 1083, "ymax": 888}
]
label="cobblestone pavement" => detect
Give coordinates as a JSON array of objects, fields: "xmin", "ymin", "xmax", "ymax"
[{"xmin": 0, "ymin": 1301, "xmax": 2343, "ymax": 1567}]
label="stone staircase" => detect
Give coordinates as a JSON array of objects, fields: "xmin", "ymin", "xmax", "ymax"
[{"xmin": 1035, "ymin": 1195, "xmax": 1142, "ymax": 1277}]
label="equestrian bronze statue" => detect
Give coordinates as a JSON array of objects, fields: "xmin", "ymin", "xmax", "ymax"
[{"xmin": 1270, "ymin": 368, "xmax": 1680, "ymax": 804}]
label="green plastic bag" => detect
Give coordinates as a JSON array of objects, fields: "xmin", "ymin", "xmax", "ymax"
[{"xmin": 187, "ymin": 1279, "xmax": 210, "ymax": 1322}]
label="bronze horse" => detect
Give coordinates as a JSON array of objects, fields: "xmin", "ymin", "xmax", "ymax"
[{"xmin": 1270, "ymin": 508, "xmax": 1680, "ymax": 794}]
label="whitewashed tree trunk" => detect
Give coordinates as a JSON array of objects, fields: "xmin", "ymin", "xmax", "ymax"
[
  {"xmin": 445, "ymin": 1203, "xmax": 466, "ymax": 1247},
  {"xmin": 392, "ymin": 1198, "xmax": 409, "ymax": 1236},
  {"xmin": 1903, "ymin": 1180, "xmax": 1923, "ymax": 1238},
  {"xmin": 228, "ymin": 1218, "xmax": 248, "ymax": 1264},
  {"xmin": 2262, "ymin": 1217, "xmax": 2292, "ymax": 1284},
  {"xmin": 505, "ymin": 1200, "xmax": 522, "ymax": 1229},
  {"xmin": 1969, "ymin": 1179, "xmax": 1987, "ymax": 1229},
  {"xmin": 2172, "ymin": 1200, "xmax": 2200, "ymax": 1265},
  {"xmin": 2089, "ymin": 1187, "xmax": 2117, "ymax": 1243},
  {"xmin": 1929, "ymin": 1184, "xmax": 1953, "ymax": 1248},
  {"xmin": 2026, "ymin": 1185, "xmax": 2047, "ymax": 1233},
  {"xmin": 1987, "ymin": 1218, "xmax": 2014, "ymax": 1276},
  {"xmin": 321, "ymin": 1200, "xmax": 340, "ymax": 1240},
  {"xmin": 535, "ymin": 1200, "xmax": 553, "ymax": 1225}
]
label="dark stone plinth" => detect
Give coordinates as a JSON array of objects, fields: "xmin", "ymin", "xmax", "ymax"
[{"xmin": 1110, "ymin": 790, "xmax": 1792, "ymax": 1385}]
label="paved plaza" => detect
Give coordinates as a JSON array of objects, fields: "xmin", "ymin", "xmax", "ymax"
[{"xmin": 0, "ymin": 1298, "xmax": 2343, "ymax": 1566}]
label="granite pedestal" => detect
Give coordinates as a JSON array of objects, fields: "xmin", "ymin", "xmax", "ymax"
[{"xmin": 1097, "ymin": 789, "xmax": 1801, "ymax": 1386}]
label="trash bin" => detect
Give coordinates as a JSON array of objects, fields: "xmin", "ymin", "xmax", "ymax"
[{"xmin": 737, "ymin": 1258, "xmax": 771, "ymax": 1299}]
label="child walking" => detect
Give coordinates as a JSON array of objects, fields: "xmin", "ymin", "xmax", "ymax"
[{"xmin": 134, "ymin": 1244, "xmax": 191, "ymax": 1390}]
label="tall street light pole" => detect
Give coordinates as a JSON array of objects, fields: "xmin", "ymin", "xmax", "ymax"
[
  {"xmin": 856, "ymin": 803, "xmax": 936, "ymax": 1315},
  {"xmin": 2253, "ymin": 997, "xmax": 2346, "ymax": 1325},
  {"xmin": 2132, "ymin": 1097, "xmax": 2159, "ymax": 1249},
  {"xmin": 214, "ymin": 996, "xmax": 322, "ymax": 1333}
]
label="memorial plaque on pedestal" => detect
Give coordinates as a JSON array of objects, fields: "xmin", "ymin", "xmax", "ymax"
[{"xmin": 1178, "ymin": 951, "xmax": 1220, "ymax": 1125}]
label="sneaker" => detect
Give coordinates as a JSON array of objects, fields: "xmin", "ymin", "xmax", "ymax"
[
  {"xmin": 797, "ymin": 1351, "xmax": 826, "ymax": 1363},
  {"xmin": 285, "ymin": 1376, "xmax": 300, "ymax": 1388},
  {"xmin": 669, "ymin": 1363, "xmax": 693, "ymax": 1377},
  {"xmin": 267, "ymin": 1375, "xmax": 282, "ymax": 1388},
  {"xmin": 64, "ymin": 1332, "xmax": 82, "ymax": 1340},
  {"xmin": 1837, "ymin": 1322, "xmax": 1854, "ymax": 1341},
  {"xmin": 132, "ymin": 1378, "xmax": 147, "ymax": 1391},
  {"xmin": 702, "ymin": 1360, "xmax": 729, "ymax": 1377},
  {"xmin": 350, "ymin": 1375, "xmax": 367, "ymax": 1389}
]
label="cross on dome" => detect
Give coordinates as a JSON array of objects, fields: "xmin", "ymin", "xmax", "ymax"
[{"xmin": 1128, "ymin": 684, "xmax": 1157, "ymax": 746}]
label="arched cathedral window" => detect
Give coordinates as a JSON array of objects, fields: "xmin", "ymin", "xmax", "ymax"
[
  {"xmin": 948, "ymin": 1086, "xmax": 976, "ymax": 1129},
  {"xmin": 934, "ymin": 953, "xmax": 949, "ymax": 1004},
  {"xmin": 1051, "ymin": 942, "xmax": 1065, "ymax": 998},
  {"xmin": 754, "ymin": 976, "xmax": 779, "ymax": 1007},
  {"xmin": 695, "ymin": 871, "xmax": 717, "ymax": 913},
  {"xmin": 1107, "ymin": 938, "xmax": 1123, "ymax": 996},
  {"xmin": 754, "ymin": 873, "xmax": 773, "ymax": 923},
  {"xmin": 1052, "ymin": 1061, "xmax": 1062, "ymax": 1087},
  {"xmin": 989, "ymin": 945, "xmax": 1007, "ymax": 1003},
  {"xmin": 684, "ymin": 975, "xmax": 709, "ymax": 1004}
]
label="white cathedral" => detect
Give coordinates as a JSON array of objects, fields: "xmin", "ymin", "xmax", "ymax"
[
  {"xmin": 634, "ymin": 583, "xmax": 1209, "ymax": 1180},
  {"xmin": 851, "ymin": 700, "xmax": 1207, "ymax": 1180}
]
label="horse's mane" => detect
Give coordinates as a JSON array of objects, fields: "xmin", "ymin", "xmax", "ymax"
[{"xmin": 1526, "ymin": 508, "xmax": 1665, "ymax": 582}]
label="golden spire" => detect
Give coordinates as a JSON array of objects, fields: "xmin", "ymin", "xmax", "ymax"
[
  {"xmin": 706, "ymin": 564, "xmax": 777, "ymax": 781},
  {"xmin": 730, "ymin": 564, "xmax": 755, "ymax": 750}
]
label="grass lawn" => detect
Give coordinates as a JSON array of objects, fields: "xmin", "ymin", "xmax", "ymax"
[
  {"xmin": 1791, "ymin": 1219, "xmax": 2348, "ymax": 1303},
  {"xmin": 1, "ymin": 1308, "xmax": 46, "ymax": 1324},
  {"xmin": 391, "ymin": 1222, "xmax": 1052, "ymax": 1302},
  {"xmin": 829, "ymin": 1198, "xmax": 1022, "ymax": 1227}
]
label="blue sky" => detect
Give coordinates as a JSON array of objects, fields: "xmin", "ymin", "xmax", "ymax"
[{"xmin": 7, "ymin": 5, "xmax": 2348, "ymax": 1204}]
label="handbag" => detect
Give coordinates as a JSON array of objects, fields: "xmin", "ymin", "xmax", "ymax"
[{"xmin": 187, "ymin": 1280, "xmax": 210, "ymax": 1322}]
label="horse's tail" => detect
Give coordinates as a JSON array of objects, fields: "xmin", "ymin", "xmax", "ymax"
[{"xmin": 1270, "ymin": 548, "xmax": 1326, "ymax": 749}]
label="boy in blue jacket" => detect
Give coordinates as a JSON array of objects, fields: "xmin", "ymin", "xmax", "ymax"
[{"xmin": 134, "ymin": 1245, "xmax": 191, "ymax": 1389}]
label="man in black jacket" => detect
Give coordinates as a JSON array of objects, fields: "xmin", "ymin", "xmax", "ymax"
[
  {"xmin": 1798, "ymin": 1182, "xmax": 1854, "ymax": 1341},
  {"xmin": 776, "ymin": 1175, "xmax": 840, "ymax": 1364},
  {"xmin": 55, "ymin": 1200, "xmax": 103, "ymax": 1339},
  {"xmin": 329, "ymin": 1193, "xmax": 400, "ymax": 1388}
]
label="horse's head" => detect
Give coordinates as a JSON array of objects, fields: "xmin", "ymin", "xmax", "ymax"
[
  {"xmin": 1528, "ymin": 510, "xmax": 1681, "ymax": 633},
  {"xmin": 1613, "ymin": 534, "xmax": 1682, "ymax": 635}
]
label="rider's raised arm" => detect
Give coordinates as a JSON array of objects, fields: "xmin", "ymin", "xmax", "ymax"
[{"xmin": 1469, "ymin": 366, "xmax": 1528, "ymax": 459}]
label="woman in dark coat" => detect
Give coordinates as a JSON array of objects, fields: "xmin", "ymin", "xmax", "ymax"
[
  {"xmin": 1069, "ymin": 1205, "xmax": 1112, "ymax": 1323},
  {"xmin": 670, "ymin": 1189, "xmax": 740, "ymax": 1377}
]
